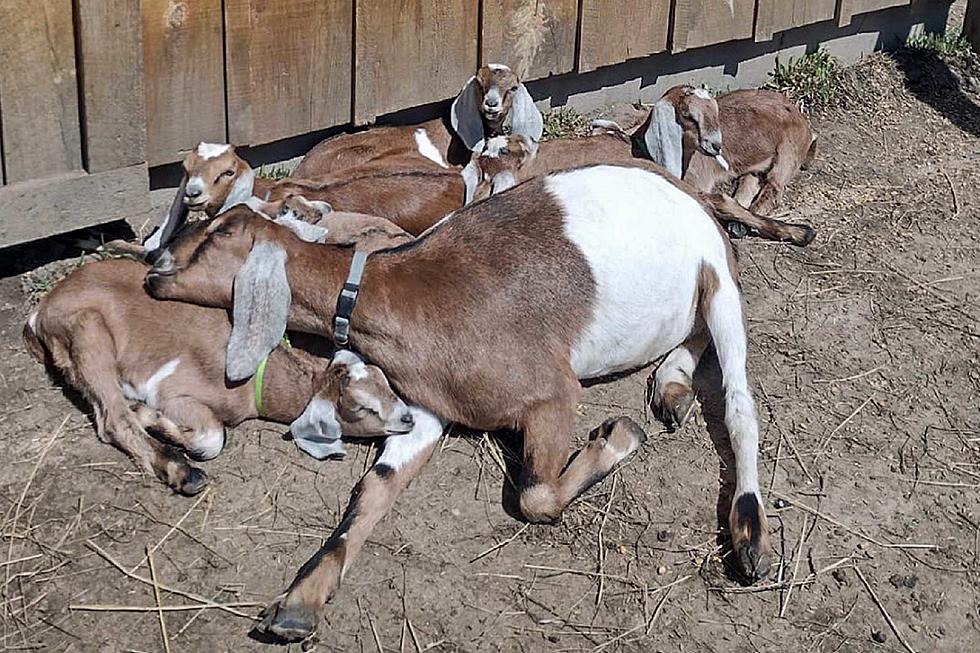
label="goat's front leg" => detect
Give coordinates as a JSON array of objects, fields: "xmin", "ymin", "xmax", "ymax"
[
  {"xmin": 256, "ymin": 407, "xmax": 444, "ymax": 643},
  {"xmin": 733, "ymin": 175, "xmax": 762, "ymax": 209},
  {"xmin": 649, "ymin": 329, "xmax": 711, "ymax": 430},
  {"xmin": 518, "ymin": 383, "xmax": 646, "ymax": 523},
  {"xmin": 130, "ymin": 400, "xmax": 226, "ymax": 462}
]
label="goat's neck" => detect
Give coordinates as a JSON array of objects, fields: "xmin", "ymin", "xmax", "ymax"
[{"xmin": 257, "ymin": 345, "xmax": 326, "ymax": 423}]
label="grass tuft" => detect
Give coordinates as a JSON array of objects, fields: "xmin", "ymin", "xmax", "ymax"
[
  {"xmin": 766, "ymin": 49, "xmax": 843, "ymax": 114},
  {"xmin": 256, "ymin": 164, "xmax": 291, "ymax": 180},
  {"xmin": 905, "ymin": 31, "xmax": 973, "ymax": 60},
  {"xmin": 542, "ymin": 107, "xmax": 592, "ymax": 139}
]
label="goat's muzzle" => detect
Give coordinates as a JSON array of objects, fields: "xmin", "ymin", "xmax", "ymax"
[
  {"xmin": 384, "ymin": 409, "xmax": 415, "ymax": 435},
  {"xmin": 700, "ymin": 134, "xmax": 723, "ymax": 157}
]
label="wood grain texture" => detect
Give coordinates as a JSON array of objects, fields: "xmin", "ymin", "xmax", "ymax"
[
  {"xmin": 0, "ymin": 164, "xmax": 149, "ymax": 247},
  {"xmin": 0, "ymin": 0, "xmax": 82, "ymax": 183},
  {"xmin": 672, "ymin": 0, "xmax": 755, "ymax": 53},
  {"xmin": 578, "ymin": 0, "xmax": 670, "ymax": 72},
  {"xmin": 836, "ymin": 0, "xmax": 911, "ymax": 27},
  {"xmin": 142, "ymin": 0, "xmax": 225, "ymax": 165},
  {"xmin": 756, "ymin": 0, "xmax": 836, "ymax": 41},
  {"xmin": 481, "ymin": 0, "xmax": 578, "ymax": 80},
  {"xmin": 225, "ymin": 0, "xmax": 352, "ymax": 146},
  {"xmin": 354, "ymin": 0, "xmax": 478, "ymax": 124},
  {"xmin": 75, "ymin": 0, "xmax": 146, "ymax": 172}
]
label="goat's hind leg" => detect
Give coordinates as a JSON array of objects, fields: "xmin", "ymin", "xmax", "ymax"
[
  {"xmin": 649, "ymin": 329, "xmax": 710, "ymax": 430},
  {"xmin": 257, "ymin": 407, "xmax": 444, "ymax": 643},
  {"xmin": 750, "ymin": 144, "xmax": 800, "ymax": 216},
  {"xmin": 145, "ymin": 397, "xmax": 225, "ymax": 461}
]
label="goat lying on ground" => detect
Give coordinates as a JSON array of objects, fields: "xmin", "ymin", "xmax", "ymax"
[
  {"xmin": 465, "ymin": 134, "xmax": 816, "ymax": 246},
  {"xmin": 137, "ymin": 143, "xmax": 462, "ymax": 253},
  {"xmin": 293, "ymin": 64, "xmax": 544, "ymax": 177},
  {"xmin": 146, "ymin": 163, "xmax": 775, "ymax": 641},
  {"xmin": 615, "ymin": 85, "xmax": 816, "ymax": 215},
  {"xmin": 24, "ymin": 258, "xmax": 414, "ymax": 494}
]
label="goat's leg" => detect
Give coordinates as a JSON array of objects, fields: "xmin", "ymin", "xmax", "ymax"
[
  {"xmin": 145, "ymin": 397, "xmax": 225, "ymax": 461},
  {"xmin": 749, "ymin": 145, "xmax": 799, "ymax": 216},
  {"xmin": 701, "ymin": 192, "xmax": 815, "ymax": 247},
  {"xmin": 649, "ymin": 329, "xmax": 711, "ymax": 430},
  {"xmin": 518, "ymin": 385, "xmax": 646, "ymax": 523},
  {"xmin": 66, "ymin": 313, "xmax": 207, "ymax": 495},
  {"xmin": 257, "ymin": 407, "xmax": 444, "ymax": 643},
  {"xmin": 733, "ymin": 175, "xmax": 762, "ymax": 209}
]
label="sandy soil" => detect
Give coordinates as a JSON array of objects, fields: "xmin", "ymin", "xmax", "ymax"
[{"xmin": 2, "ymin": 15, "xmax": 979, "ymax": 653}]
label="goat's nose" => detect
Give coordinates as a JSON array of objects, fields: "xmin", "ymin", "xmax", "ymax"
[
  {"xmin": 400, "ymin": 412, "xmax": 415, "ymax": 426},
  {"xmin": 185, "ymin": 187, "xmax": 203, "ymax": 199},
  {"xmin": 484, "ymin": 97, "xmax": 500, "ymax": 108}
]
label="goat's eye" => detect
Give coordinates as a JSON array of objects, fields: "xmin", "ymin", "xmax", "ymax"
[
  {"xmin": 223, "ymin": 169, "xmax": 235, "ymax": 177},
  {"xmin": 509, "ymin": 85, "xmax": 519, "ymax": 93},
  {"xmin": 499, "ymin": 147, "xmax": 509, "ymax": 156}
]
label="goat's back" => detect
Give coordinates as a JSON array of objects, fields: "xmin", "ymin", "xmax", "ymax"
[{"xmin": 717, "ymin": 90, "xmax": 813, "ymax": 170}]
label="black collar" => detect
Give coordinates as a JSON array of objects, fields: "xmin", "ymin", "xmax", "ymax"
[{"xmin": 333, "ymin": 251, "xmax": 369, "ymax": 348}]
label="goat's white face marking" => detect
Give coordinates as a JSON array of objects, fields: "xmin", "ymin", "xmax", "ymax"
[
  {"xmin": 121, "ymin": 358, "xmax": 180, "ymax": 408},
  {"xmin": 191, "ymin": 428, "xmax": 225, "ymax": 461},
  {"xmin": 487, "ymin": 63, "xmax": 511, "ymax": 71},
  {"xmin": 481, "ymin": 136, "xmax": 509, "ymax": 158},
  {"xmin": 413, "ymin": 128, "xmax": 449, "ymax": 168},
  {"xmin": 332, "ymin": 349, "xmax": 369, "ymax": 381},
  {"xmin": 218, "ymin": 167, "xmax": 257, "ymax": 214},
  {"xmin": 693, "ymin": 88, "xmax": 713, "ymax": 100},
  {"xmin": 184, "ymin": 176, "xmax": 206, "ymax": 199},
  {"xmin": 376, "ymin": 407, "xmax": 444, "ymax": 471},
  {"xmin": 196, "ymin": 142, "xmax": 231, "ymax": 159}
]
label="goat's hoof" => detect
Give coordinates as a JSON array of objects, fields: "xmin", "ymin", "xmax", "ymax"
[
  {"xmin": 651, "ymin": 381, "xmax": 696, "ymax": 431},
  {"xmin": 257, "ymin": 599, "xmax": 317, "ymax": 643},
  {"xmin": 790, "ymin": 223, "xmax": 817, "ymax": 247},
  {"xmin": 178, "ymin": 467, "xmax": 209, "ymax": 496},
  {"xmin": 730, "ymin": 493, "xmax": 771, "ymax": 583},
  {"xmin": 590, "ymin": 416, "xmax": 647, "ymax": 458}
]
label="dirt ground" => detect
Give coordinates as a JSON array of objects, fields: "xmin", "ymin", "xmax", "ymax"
[{"xmin": 3, "ymin": 18, "xmax": 980, "ymax": 653}]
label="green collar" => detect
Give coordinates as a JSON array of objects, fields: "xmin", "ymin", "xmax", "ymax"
[{"xmin": 254, "ymin": 334, "xmax": 291, "ymax": 417}]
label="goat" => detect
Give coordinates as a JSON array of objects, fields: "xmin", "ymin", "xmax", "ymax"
[
  {"xmin": 24, "ymin": 258, "xmax": 414, "ymax": 494},
  {"xmin": 146, "ymin": 163, "xmax": 776, "ymax": 641},
  {"xmin": 632, "ymin": 85, "xmax": 817, "ymax": 215},
  {"xmin": 464, "ymin": 134, "xmax": 816, "ymax": 247},
  {"xmin": 292, "ymin": 64, "xmax": 544, "ymax": 177},
  {"xmin": 275, "ymin": 196, "xmax": 415, "ymax": 251},
  {"xmin": 138, "ymin": 142, "xmax": 462, "ymax": 253}
]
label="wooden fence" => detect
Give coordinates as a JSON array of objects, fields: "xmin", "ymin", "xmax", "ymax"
[{"xmin": 0, "ymin": 0, "xmax": 917, "ymax": 247}]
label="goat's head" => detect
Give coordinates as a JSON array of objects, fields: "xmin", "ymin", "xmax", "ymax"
[
  {"xmin": 642, "ymin": 86, "xmax": 726, "ymax": 179},
  {"xmin": 461, "ymin": 134, "xmax": 538, "ymax": 205},
  {"xmin": 451, "ymin": 64, "xmax": 544, "ymax": 151},
  {"xmin": 144, "ymin": 143, "xmax": 255, "ymax": 253}
]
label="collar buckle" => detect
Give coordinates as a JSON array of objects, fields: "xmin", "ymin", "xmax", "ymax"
[{"xmin": 333, "ymin": 251, "xmax": 369, "ymax": 348}]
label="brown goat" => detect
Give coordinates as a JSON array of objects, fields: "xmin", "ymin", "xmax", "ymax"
[
  {"xmin": 24, "ymin": 258, "xmax": 414, "ymax": 494},
  {"xmin": 292, "ymin": 64, "xmax": 544, "ymax": 177},
  {"xmin": 146, "ymin": 163, "xmax": 776, "ymax": 640},
  {"xmin": 636, "ymin": 86, "xmax": 816, "ymax": 215},
  {"xmin": 465, "ymin": 134, "xmax": 816, "ymax": 246}
]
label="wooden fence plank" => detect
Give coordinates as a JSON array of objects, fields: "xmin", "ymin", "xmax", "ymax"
[
  {"xmin": 143, "ymin": 0, "xmax": 225, "ymax": 165},
  {"xmin": 967, "ymin": 0, "xmax": 980, "ymax": 55},
  {"xmin": 672, "ymin": 0, "xmax": 755, "ymax": 53},
  {"xmin": 75, "ymin": 0, "xmax": 146, "ymax": 173},
  {"xmin": 354, "ymin": 0, "xmax": 478, "ymax": 125},
  {"xmin": 481, "ymin": 0, "xmax": 578, "ymax": 80},
  {"xmin": 578, "ymin": 1, "xmax": 670, "ymax": 72},
  {"xmin": 0, "ymin": 0, "xmax": 82, "ymax": 183},
  {"xmin": 836, "ymin": 0, "xmax": 911, "ymax": 28},
  {"xmin": 225, "ymin": 0, "xmax": 353, "ymax": 146},
  {"xmin": 756, "ymin": 0, "xmax": 836, "ymax": 41}
]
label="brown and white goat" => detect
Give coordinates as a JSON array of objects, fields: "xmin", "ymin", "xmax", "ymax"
[
  {"xmin": 465, "ymin": 134, "xmax": 816, "ymax": 246},
  {"xmin": 139, "ymin": 143, "xmax": 462, "ymax": 252},
  {"xmin": 632, "ymin": 85, "xmax": 817, "ymax": 215},
  {"xmin": 146, "ymin": 163, "xmax": 775, "ymax": 641},
  {"xmin": 292, "ymin": 64, "xmax": 544, "ymax": 177},
  {"xmin": 24, "ymin": 258, "xmax": 414, "ymax": 494}
]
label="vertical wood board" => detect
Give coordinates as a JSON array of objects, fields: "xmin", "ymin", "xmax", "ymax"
[
  {"xmin": 481, "ymin": 0, "xmax": 578, "ymax": 80},
  {"xmin": 143, "ymin": 0, "xmax": 225, "ymax": 165},
  {"xmin": 672, "ymin": 0, "xmax": 755, "ymax": 53},
  {"xmin": 836, "ymin": 0, "xmax": 911, "ymax": 27},
  {"xmin": 354, "ymin": 0, "xmax": 478, "ymax": 124},
  {"xmin": 756, "ymin": 0, "xmax": 836, "ymax": 41},
  {"xmin": 578, "ymin": 0, "xmax": 670, "ymax": 72},
  {"xmin": 0, "ymin": 0, "xmax": 82, "ymax": 183}
]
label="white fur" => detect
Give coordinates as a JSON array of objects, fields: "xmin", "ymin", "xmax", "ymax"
[
  {"xmin": 121, "ymin": 358, "xmax": 180, "ymax": 408},
  {"xmin": 184, "ymin": 175, "xmax": 206, "ymax": 198},
  {"xmin": 481, "ymin": 136, "xmax": 509, "ymax": 158},
  {"xmin": 413, "ymin": 128, "xmax": 449, "ymax": 168},
  {"xmin": 375, "ymin": 407, "xmax": 444, "ymax": 471},
  {"xmin": 289, "ymin": 397, "xmax": 346, "ymax": 460},
  {"xmin": 644, "ymin": 100, "xmax": 684, "ymax": 179},
  {"xmin": 490, "ymin": 171, "xmax": 517, "ymax": 195},
  {"xmin": 196, "ymin": 142, "xmax": 231, "ymax": 159},
  {"xmin": 487, "ymin": 63, "xmax": 511, "ymax": 71},
  {"xmin": 547, "ymin": 167, "xmax": 728, "ymax": 379},
  {"xmin": 332, "ymin": 350, "xmax": 368, "ymax": 381},
  {"xmin": 461, "ymin": 160, "xmax": 481, "ymax": 205},
  {"xmin": 219, "ymin": 167, "xmax": 257, "ymax": 214},
  {"xmin": 715, "ymin": 154, "xmax": 731, "ymax": 171},
  {"xmin": 27, "ymin": 311, "xmax": 38, "ymax": 333},
  {"xmin": 693, "ymin": 88, "xmax": 712, "ymax": 100},
  {"xmin": 190, "ymin": 428, "xmax": 225, "ymax": 461},
  {"xmin": 275, "ymin": 213, "xmax": 328, "ymax": 243}
]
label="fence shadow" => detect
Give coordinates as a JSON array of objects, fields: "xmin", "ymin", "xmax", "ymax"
[{"xmin": 891, "ymin": 47, "xmax": 980, "ymax": 139}]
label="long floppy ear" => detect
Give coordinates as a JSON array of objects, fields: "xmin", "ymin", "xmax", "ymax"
[
  {"xmin": 275, "ymin": 213, "xmax": 328, "ymax": 243},
  {"xmin": 461, "ymin": 158, "xmax": 482, "ymax": 205},
  {"xmin": 226, "ymin": 242, "xmax": 291, "ymax": 381},
  {"xmin": 450, "ymin": 76, "xmax": 485, "ymax": 151},
  {"xmin": 509, "ymin": 84, "xmax": 544, "ymax": 143},
  {"xmin": 288, "ymin": 398, "xmax": 346, "ymax": 460},
  {"xmin": 643, "ymin": 100, "xmax": 684, "ymax": 178},
  {"xmin": 143, "ymin": 176, "xmax": 188, "ymax": 252},
  {"xmin": 490, "ymin": 171, "xmax": 518, "ymax": 195}
]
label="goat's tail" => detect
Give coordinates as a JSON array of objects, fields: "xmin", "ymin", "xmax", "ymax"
[
  {"xmin": 700, "ymin": 192, "xmax": 815, "ymax": 247},
  {"xmin": 801, "ymin": 136, "xmax": 818, "ymax": 171},
  {"xmin": 701, "ymin": 262, "xmax": 770, "ymax": 578},
  {"xmin": 590, "ymin": 119, "xmax": 631, "ymax": 143}
]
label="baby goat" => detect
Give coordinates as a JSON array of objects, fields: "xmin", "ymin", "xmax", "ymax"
[
  {"xmin": 24, "ymin": 258, "xmax": 414, "ymax": 495},
  {"xmin": 633, "ymin": 85, "xmax": 817, "ymax": 215},
  {"xmin": 141, "ymin": 142, "xmax": 462, "ymax": 252},
  {"xmin": 292, "ymin": 64, "xmax": 543, "ymax": 177},
  {"xmin": 465, "ymin": 134, "xmax": 816, "ymax": 246}
]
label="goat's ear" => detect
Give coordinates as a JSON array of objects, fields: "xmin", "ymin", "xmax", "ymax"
[
  {"xmin": 451, "ymin": 76, "xmax": 484, "ymax": 151},
  {"xmin": 509, "ymin": 84, "xmax": 544, "ymax": 143},
  {"xmin": 288, "ymin": 398, "xmax": 345, "ymax": 460},
  {"xmin": 143, "ymin": 176, "xmax": 188, "ymax": 252},
  {"xmin": 490, "ymin": 171, "xmax": 518, "ymax": 196},
  {"xmin": 226, "ymin": 242, "xmax": 291, "ymax": 381},
  {"xmin": 461, "ymin": 158, "xmax": 482, "ymax": 205},
  {"xmin": 274, "ymin": 214, "xmax": 328, "ymax": 243},
  {"xmin": 643, "ymin": 100, "xmax": 684, "ymax": 179}
]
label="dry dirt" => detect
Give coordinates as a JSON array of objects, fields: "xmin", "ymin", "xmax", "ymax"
[{"xmin": 2, "ymin": 33, "xmax": 980, "ymax": 653}]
